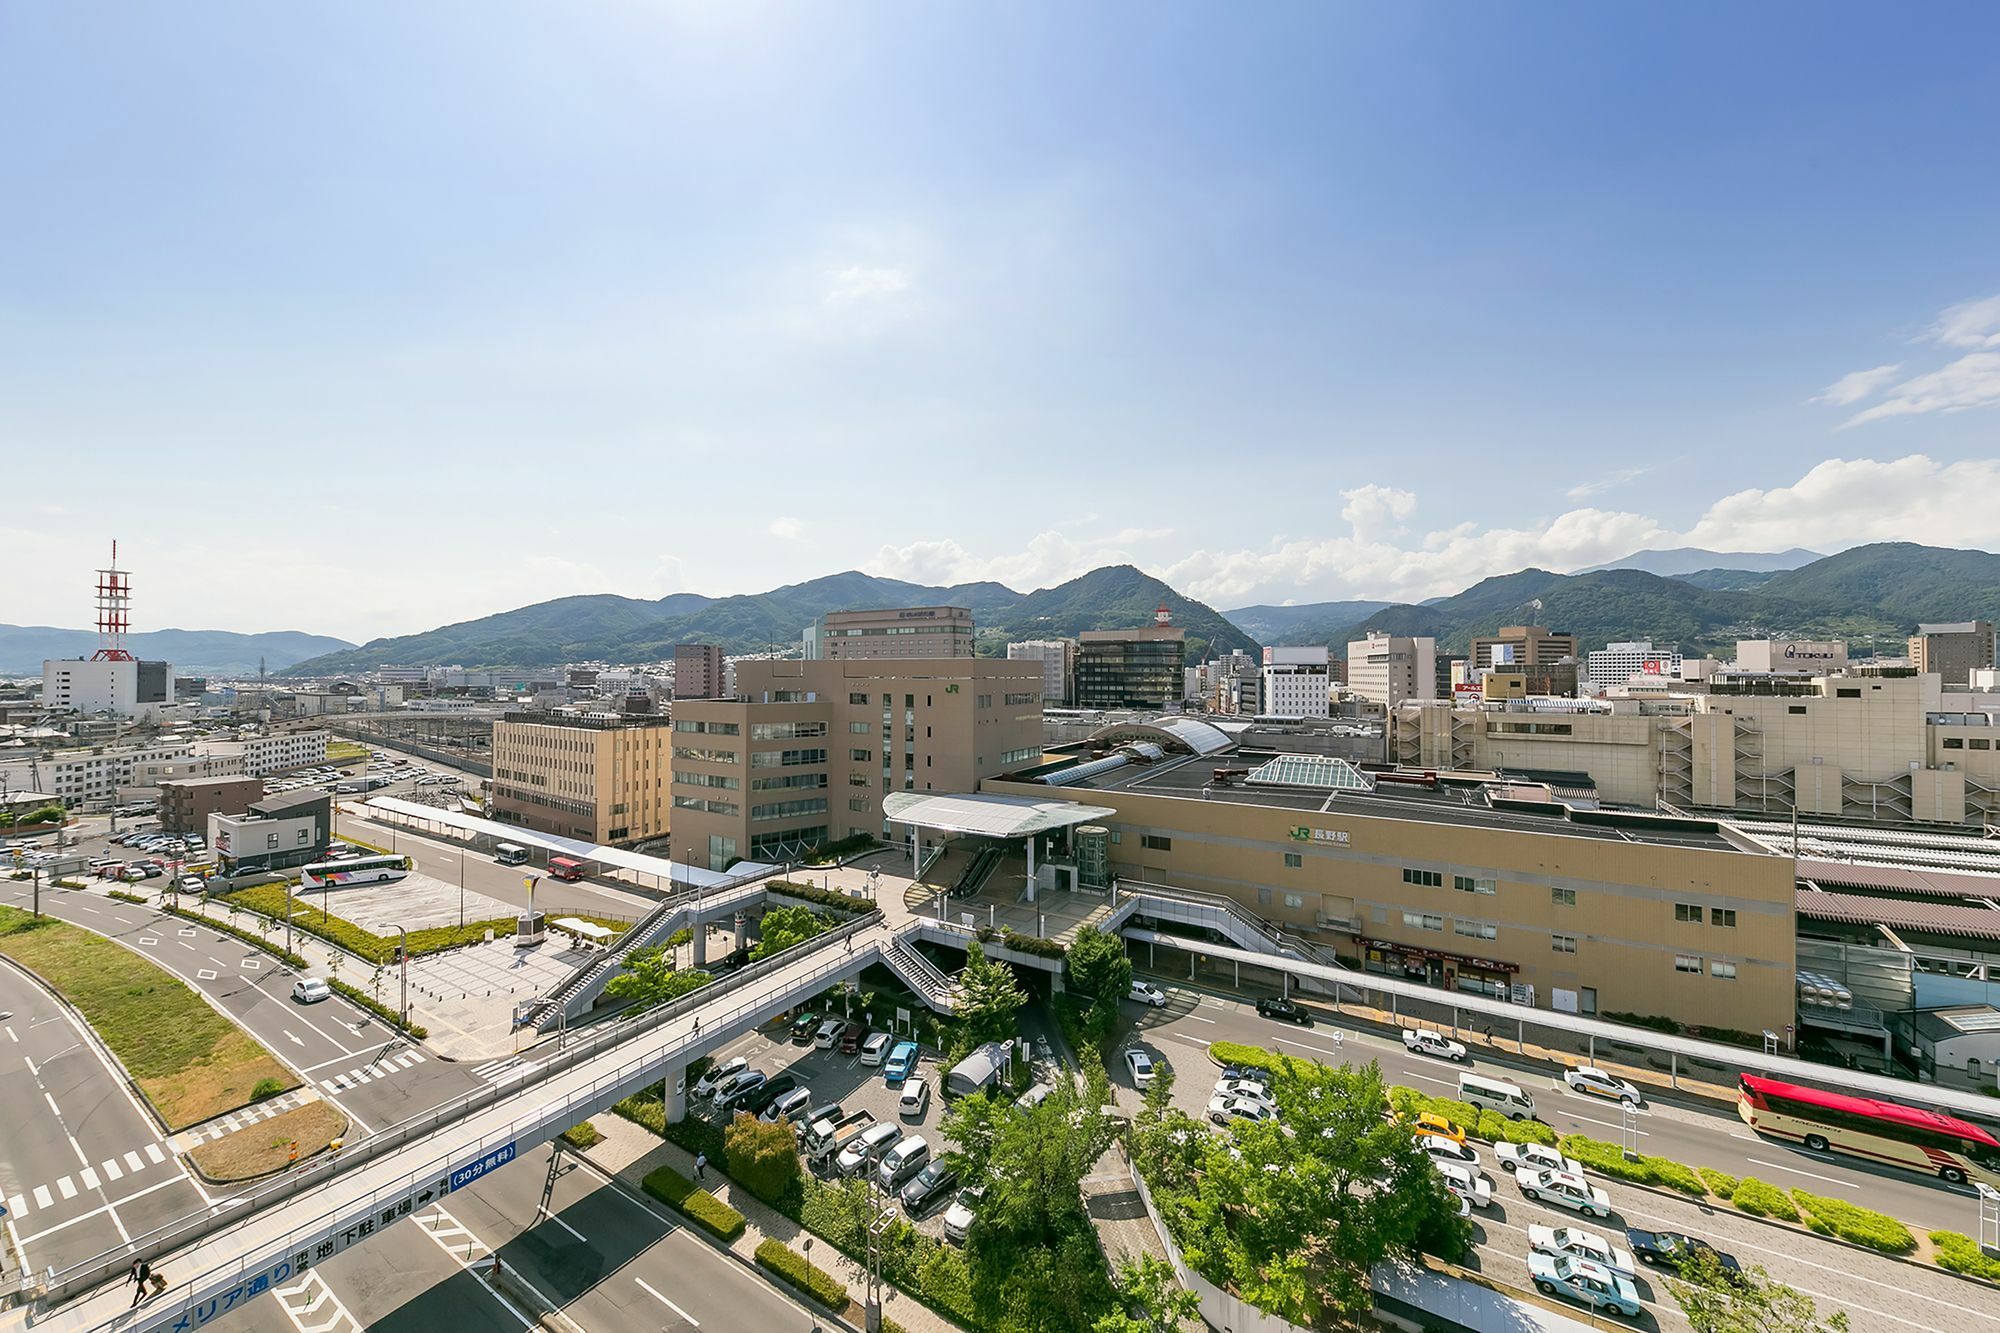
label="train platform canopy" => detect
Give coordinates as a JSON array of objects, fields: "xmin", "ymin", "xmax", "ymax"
[{"xmin": 882, "ymin": 791, "xmax": 1105, "ymax": 840}]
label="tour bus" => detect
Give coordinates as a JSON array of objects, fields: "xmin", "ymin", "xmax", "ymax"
[
  {"xmin": 1738, "ymin": 1072, "xmax": 2000, "ymax": 1187},
  {"xmin": 494, "ymin": 843, "xmax": 530, "ymax": 867},
  {"xmin": 547, "ymin": 855, "xmax": 586, "ymax": 882},
  {"xmin": 300, "ymin": 853, "xmax": 411, "ymax": 889}
]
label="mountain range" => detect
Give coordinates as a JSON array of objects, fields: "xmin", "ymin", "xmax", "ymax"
[
  {"xmin": 0, "ymin": 627, "xmax": 354, "ymax": 677},
  {"xmin": 279, "ymin": 565, "xmax": 1257, "ymax": 675},
  {"xmin": 1574, "ymin": 547, "xmax": 1823, "ymax": 578}
]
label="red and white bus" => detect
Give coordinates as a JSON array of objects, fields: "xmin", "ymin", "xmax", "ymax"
[
  {"xmin": 1738, "ymin": 1073, "xmax": 2000, "ymax": 1188},
  {"xmin": 547, "ymin": 856, "xmax": 586, "ymax": 882}
]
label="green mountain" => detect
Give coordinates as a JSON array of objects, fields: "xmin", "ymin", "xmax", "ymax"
[
  {"xmin": 1576, "ymin": 546, "xmax": 1821, "ymax": 577},
  {"xmin": 1755, "ymin": 542, "xmax": 2000, "ymax": 626},
  {"xmin": 279, "ymin": 566, "xmax": 1256, "ymax": 674},
  {"xmin": 1225, "ymin": 600, "xmax": 1395, "ymax": 644},
  {"xmin": 1674, "ymin": 567, "xmax": 1785, "ymax": 592}
]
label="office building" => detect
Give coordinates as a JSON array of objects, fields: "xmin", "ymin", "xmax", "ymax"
[
  {"xmin": 1483, "ymin": 661, "xmax": 1579, "ymax": 699},
  {"xmin": 211, "ymin": 791, "xmax": 331, "ymax": 874},
  {"xmin": 1733, "ymin": 639, "xmax": 1847, "ymax": 675},
  {"xmin": 42, "ymin": 657, "xmax": 176, "ymax": 721},
  {"xmin": 0, "ymin": 740, "xmax": 194, "ymax": 811},
  {"xmin": 670, "ymin": 658, "xmax": 1043, "ymax": 870},
  {"xmin": 1584, "ymin": 641, "xmax": 1683, "ymax": 692},
  {"xmin": 1345, "ymin": 632, "xmax": 1437, "ymax": 707},
  {"xmin": 491, "ymin": 712, "xmax": 674, "ymax": 844},
  {"xmin": 1260, "ymin": 646, "xmax": 1331, "ymax": 718},
  {"xmin": 158, "ymin": 775, "xmax": 264, "ymax": 834},
  {"xmin": 985, "ymin": 723, "xmax": 1796, "ymax": 1031},
  {"xmin": 1909, "ymin": 621, "xmax": 1996, "ymax": 689},
  {"xmin": 673, "ymin": 644, "xmax": 727, "ymax": 700},
  {"xmin": 1075, "ymin": 612, "xmax": 1187, "ymax": 710},
  {"xmin": 1006, "ymin": 640, "xmax": 1075, "ymax": 707},
  {"xmin": 804, "ymin": 606, "xmax": 976, "ymax": 661},
  {"xmin": 197, "ymin": 731, "xmax": 329, "ymax": 778},
  {"xmin": 1468, "ymin": 625, "xmax": 1578, "ymax": 672}
]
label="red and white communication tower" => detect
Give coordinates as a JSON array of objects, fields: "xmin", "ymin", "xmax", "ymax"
[{"xmin": 92, "ymin": 541, "xmax": 135, "ymax": 661}]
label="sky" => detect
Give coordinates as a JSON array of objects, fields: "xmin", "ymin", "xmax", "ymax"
[{"xmin": 3, "ymin": 3, "xmax": 1999, "ymax": 642}]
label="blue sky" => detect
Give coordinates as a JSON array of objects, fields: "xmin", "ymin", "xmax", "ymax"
[{"xmin": 4, "ymin": 2, "xmax": 1999, "ymax": 640}]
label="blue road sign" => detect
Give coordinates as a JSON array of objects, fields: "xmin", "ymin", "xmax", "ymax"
[{"xmin": 448, "ymin": 1140, "xmax": 517, "ymax": 1192}]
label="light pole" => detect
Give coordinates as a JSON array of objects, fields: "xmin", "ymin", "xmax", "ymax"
[
  {"xmin": 285, "ymin": 875, "xmax": 295, "ymax": 956},
  {"xmin": 394, "ymin": 925, "xmax": 409, "ymax": 1029}
]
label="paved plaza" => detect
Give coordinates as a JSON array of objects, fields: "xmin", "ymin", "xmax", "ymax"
[{"xmin": 310, "ymin": 871, "xmax": 518, "ymax": 933}]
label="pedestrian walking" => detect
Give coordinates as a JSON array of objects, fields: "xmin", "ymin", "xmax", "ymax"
[
  {"xmin": 693, "ymin": 1151, "xmax": 707, "ymax": 1181},
  {"xmin": 127, "ymin": 1258, "xmax": 152, "ymax": 1307}
]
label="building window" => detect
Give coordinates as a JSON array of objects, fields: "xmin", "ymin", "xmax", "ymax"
[
  {"xmin": 849, "ymin": 721, "xmax": 872, "ymax": 734},
  {"xmin": 1675, "ymin": 903, "xmax": 1702, "ymax": 923},
  {"xmin": 848, "ymin": 773, "xmax": 870, "ymax": 787},
  {"xmin": 1454, "ymin": 919, "xmax": 1497, "ymax": 940},
  {"xmin": 848, "ymin": 693, "xmax": 869, "ymax": 705},
  {"xmin": 1551, "ymin": 887, "xmax": 1576, "ymax": 907},
  {"xmin": 998, "ymin": 746, "xmax": 1040, "ymax": 765},
  {"xmin": 848, "ymin": 796, "xmax": 870, "ymax": 812},
  {"xmin": 1974, "ymin": 738, "xmax": 1992, "ymax": 750},
  {"xmin": 1003, "ymin": 692, "xmax": 1038, "ymax": 706},
  {"xmin": 750, "ymin": 797, "xmax": 830, "ymax": 822},
  {"xmin": 1711, "ymin": 908, "xmax": 1737, "ymax": 928},
  {"xmin": 1709, "ymin": 961, "xmax": 1737, "ymax": 980},
  {"xmin": 750, "ymin": 748, "xmax": 827, "ymax": 768},
  {"xmin": 1676, "ymin": 954, "xmax": 1702, "ymax": 973},
  {"xmin": 1402, "ymin": 868, "xmax": 1443, "ymax": 888},
  {"xmin": 1402, "ymin": 911, "xmax": 1443, "ymax": 931},
  {"xmin": 1454, "ymin": 875, "xmax": 1496, "ymax": 894},
  {"xmin": 753, "ymin": 721, "xmax": 827, "ymax": 741},
  {"xmin": 1551, "ymin": 934, "xmax": 1577, "ymax": 954},
  {"xmin": 1943, "ymin": 737, "xmax": 1964, "ymax": 749},
  {"xmin": 1256, "ymin": 887, "xmax": 1272, "ymax": 907},
  {"xmin": 673, "ymin": 720, "xmax": 739, "ymax": 736},
  {"xmin": 849, "ymin": 748, "xmax": 871, "ymax": 762},
  {"xmin": 1140, "ymin": 834, "xmax": 1171, "ymax": 852},
  {"xmin": 1788, "ymin": 705, "xmax": 1807, "ymax": 714},
  {"xmin": 1284, "ymin": 852, "xmax": 1303, "ymax": 869}
]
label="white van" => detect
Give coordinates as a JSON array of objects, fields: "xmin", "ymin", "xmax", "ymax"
[
  {"xmin": 859, "ymin": 1031, "xmax": 894, "ymax": 1066},
  {"xmin": 1458, "ymin": 1072, "xmax": 1536, "ymax": 1120},
  {"xmin": 495, "ymin": 843, "xmax": 529, "ymax": 867}
]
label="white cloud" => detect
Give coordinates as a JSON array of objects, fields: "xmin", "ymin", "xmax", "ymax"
[
  {"xmin": 824, "ymin": 265, "xmax": 911, "ymax": 307},
  {"xmin": 1682, "ymin": 454, "xmax": 2000, "ymax": 552},
  {"xmin": 1927, "ymin": 294, "xmax": 2000, "ymax": 350},
  {"xmin": 1844, "ymin": 353, "xmax": 2000, "ymax": 427},
  {"xmin": 1564, "ymin": 465, "xmax": 1654, "ymax": 501},
  {"xmin": 1338, "ymin": 484, "xmax": 1416, "ymax": 540},
  {"xmin": 768, "ymin": 515, "xmax": 806, "ymax": 541},
  {"xmin": 1809, "ymin": 364, "xmax": 1901, "ymax": 407}
]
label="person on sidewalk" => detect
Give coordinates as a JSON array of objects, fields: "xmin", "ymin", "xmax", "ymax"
[
  {"xmin": 694, "ymin": 1151, "xmax": 708, "ymax": 1181},
  {"xmin": 127, "ymin": 1258, "xmax": 152, "ymax": 1307}
]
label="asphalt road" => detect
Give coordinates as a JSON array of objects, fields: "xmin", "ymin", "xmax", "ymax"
[{"xmin": 1117, "ymin": 978, "xmax": 2000, "ymax": 1332}]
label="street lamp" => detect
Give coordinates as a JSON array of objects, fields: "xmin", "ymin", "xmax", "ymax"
[{"xmin": 394, "ymin": 924, "xmax": 410, "ymax": 1029}]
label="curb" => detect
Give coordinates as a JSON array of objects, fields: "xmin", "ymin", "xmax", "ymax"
[{"xmin": 0, "ymin": 946, "xmax": 177, "ymax": 1140}]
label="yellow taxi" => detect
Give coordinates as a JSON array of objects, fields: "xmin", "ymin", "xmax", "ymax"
[{"xmin": 1408, "ymin": 1110, "xmax": 1468, "ymax": 1146}]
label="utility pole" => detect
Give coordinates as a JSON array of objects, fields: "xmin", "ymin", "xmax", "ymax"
[{"xmin": 395, "ymin": 925, "xmax": 410, "ymax": 1028}]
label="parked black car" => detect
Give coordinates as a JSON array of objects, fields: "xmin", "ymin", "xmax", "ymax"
[
  {"xmin": 1218, "ymin": 1063, "xmax": 1272, "ymax": 1086},
  {"xmin": 790, "ymin": 1012, "xmax": 821, "ymax": 1043},
  {"xmin": 1625, "ymin": 1228, "xmax": 1743, "ymax": 1282},
  {"xmin": 740, "ymin": 1072, "xmax": 799, "ymax": 1117},
  {"xmin": 899, "ymin": 1161, "xmax": 959, "ymax": 1215},
  {"xmin": 1255, "ymin": 996, "xmax": 1311, "ymax": 1025}
]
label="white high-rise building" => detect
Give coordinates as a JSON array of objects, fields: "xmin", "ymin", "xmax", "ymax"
[
  {"xmin": 1584, "ymin": 641, "xmax": 1682, "ymax": 693},
  {"xmin": 1260, "ymin": 646, "xmax": 1331, "ymax": 717},
  {"xmin": 1006, "ymin": 639, "xmax": 1073, "ymax": 706},
  {"xmin": 1345, "ymin": 633, "xmax": 1436, "ymax": 707},
  {"xmin": 42, "ymin": 658, "xmax": 176, "ymax": 721}
]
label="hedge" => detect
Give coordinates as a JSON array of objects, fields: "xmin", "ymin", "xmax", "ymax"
[
  {"xmin": 997, "ymin": 928, "xmax": 1067, "ymax": 960},
  {"xmin": 1210, "ymin": 1041, "xmax": 1284, "ymax": 1073},
  {"xmin": 164, "ymin": 906, "xmax": 310, "ymax": 970},
  {"xmin": 1697, "ymin": 1167, "xmax": 1738, "ymax": 1199},
  {"xmin": 559, "ymin": 1121, "xmax": 602, "ymax": 1150},
  {"xmin": 328, "ymin": 978, "xmax": 428, "ymax": 1039},
  {"xmin": 763, "ymin": 880, "xmax": 872, "ymax": 914},
  {"xmin": 1792, "ymin": 1190, "xmax": 1915, "ymax": 1253},
  {"xmin": 1389, "ymin": 1085, "xmax": 1558, "ymax": 1148},
  {"xmin": 641, "ymin": 1165, "xmax": 746, "ymax": 1241},
  {"xmin": 108, "ymin": 891, "xmax": 149, "ymax": 905},
  {"xmin": 754, "ymin": 1239, "xmax": 851, "ymax": 1310},
  {"xmin": 1931, "ymin": 1230, "xmax": 2000, "ymax": 1282},
  {"xmin": 1731, "ymin": 1177, "xmax": 1798, "ymax": 1222},
  {"xmin": 1558, "ymin": 1135, "xmax": 1707, "ymax": 1196}
]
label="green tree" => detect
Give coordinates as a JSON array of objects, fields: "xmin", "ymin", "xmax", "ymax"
[
  {"xmin": 722, "ymin": 1112, "xmax": 803, "ymax": 1206},
  {"xmin": 1065, "ymin": 926, "xmax": 1133, "ymax": 1009},
  {"xmin": 1094, "ymin": 1254, "xmax": 1201, "ymax": 1333},
  {"xmin": 983, "ymin": 1064, "xmax": 1116, "ymax": 1247},
  {"xmin": 957, "ymin": 940, "xmax": 1028, "ymax": 1046},
  {"xmin": 603, "ymin": 947, "xmax": 711, "ymax": 1006},
  {"xmin": 1668, "ymin": 1252, "xmax": 1850, "ymax": 1333},
  {"xmin": 751, "ymin": 905, "xmax": 831, "ymax": 960}
]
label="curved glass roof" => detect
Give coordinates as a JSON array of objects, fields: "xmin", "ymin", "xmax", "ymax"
[
  {"xmin": 1087, "ymin": 715, "xmax": 1234, "ymax": 757},
  {"xmin": 1246, "ymin": 754, "xmax": 1374, "ymax": 791}
]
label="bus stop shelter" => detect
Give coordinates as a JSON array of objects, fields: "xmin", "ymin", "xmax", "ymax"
[{"xmin": 882, "ymin": 791, "xmax": 1105, "ymax": 903}]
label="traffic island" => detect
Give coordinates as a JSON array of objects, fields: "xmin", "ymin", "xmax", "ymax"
[
  {"xmin": 0, "ymin": 904, "xmax": 300, "ymax": 1129},
  {"xmin": 187, "ymin": 1101, "xmax": 349, "ymax": 1182}
]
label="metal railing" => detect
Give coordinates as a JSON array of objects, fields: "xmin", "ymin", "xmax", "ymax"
[
  {"xmin": 882, "ymin": 936, "xmax": 960, "ymax": 1005},
  {"xmin": 1110, "ymin": 879, "xmax": 1349, "ymax": 970},
  {"xmin": 43, "ymin": 909, "xmax": 886, "ymax": 1303}
]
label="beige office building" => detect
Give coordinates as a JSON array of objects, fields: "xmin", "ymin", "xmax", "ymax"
[
  {"xmin": 804, "ymin": 606, "xmax": 976, "ymax": 660},
  {"xmin": 491, "ymin": 712, "xmax": 674, "ymax": 844},
  {"xmin": 1909, "ymin": 621, "xmax": 1995, "ymax": 688},
  {"xmin": 984, "ymin": 728, "xmax": 1796, "ymax": 1032},
  {"xmin": 670, "ymin": 658, "xmax": 1043, "ymax": 869},
  {"xmin": 1468, "ymin": 624, "xmax": 1577, "ymax": 671},
  {"xmin": 1346, "ymin": 632, "xmax": 1437, "ymax": 707}
]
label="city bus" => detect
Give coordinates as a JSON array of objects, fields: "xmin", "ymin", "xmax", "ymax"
[
  {"xmin": 300, "ymin": 854, "xmax": 412, "ymax": 888},
  {"xmin": 547, "ymin": 855, "xmax": 586, "ymax": 882},
  {"xmin": 1737, "ymin": 1073, "xmax": 2000, "ymax": 1187}
]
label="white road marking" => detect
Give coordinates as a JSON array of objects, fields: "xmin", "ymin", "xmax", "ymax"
[
  {"xmin": 5, "ymin": 1026, "xmax": 14, "ymax": 1043},
  {"xmin": 636, "ymin": 1277, "xmax": 700, "ymax": 1326},
  {"xmin": 123, "ymin": 1151, "xmax": 144, "ymax": 1172},
  {"xmin": 31, "ymin": 1186, "xmax": 50, "ymax": 1210},
  {"xmin": 1743, "ymin": 1156, "xmax": 1855, "ymax": 1187},
  {"xmin": 101, "ymin": 1158, "xmax": 122, "ymax": 1182},
  {"xmin": 56, "ymin": 1177, "xmax": 76, "ymax": 1200},
  {"xmin": 17, "ymin": 1175, "xmax": 187, "ymax": 1245},
  {"xmin": 79, "ymin": 1167, "xmax": 99, "ymax": 1190},
  {"xmin": 285, "ymin": 1030, "xmax": 305, "ymax": 1047},
  {"xmin": 1185, "ymin": 1014, "xmax": 1216, "ymax": 1025},
  {"xmin": 144, "ymin": 1143, "xmax": 165, "ymax": 1165},
  {"xmin": 544, "ymin": 1212, "xmax": 588, "ymax": 1243}
]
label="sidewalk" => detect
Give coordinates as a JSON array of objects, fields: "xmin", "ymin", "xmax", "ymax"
[{"xmin": 581, "ymin": 1111, "xmax": 964, "ymax": 1333}]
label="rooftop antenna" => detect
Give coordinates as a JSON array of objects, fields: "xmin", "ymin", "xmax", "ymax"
[{"xmin": 91, "ymin": 540, "xmax": 135, "ymax": 661}]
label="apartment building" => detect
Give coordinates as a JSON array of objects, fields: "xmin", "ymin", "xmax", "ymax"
[
  {"xmin": 1909, "ymin": 621, "xmax": 1996, "ymax": 688},
  {"xmin": 804, "ymin": 607, "xmax": 976, "ymax": 660},
  {"xmin": 1260, "ymin": 646, "xmax": 1331, "ymax": 718},
  {"xmin": 211, "ymin": 791, "xmax": 331, "ymax": 874},
  {"xmin": 1006, "ymin": 640, "xmax": 1075, "ymax": 707},
  {"xmin": 1584, "ymin": 641, "xmax": 1682, "ymax": 693},
  {"xmin": 198, "ymin": 731, "xmax": 329, "ymax": 778},
  {"xmin": 0, "ymin": 740, "xmax": 195, "ymax": 810},
  {"xmin": 984, "ymin": 737, "xmax": 1796, "ymax": 1032},
  {"xmin": 491, "ymin": 712, "xmax": 673, "ymax": 844},
  {"xmin": 158, "ymin": 775, "xmax": 263, "ymax": 834},
  {"xmin": 1345, "ymin": 632, "xmax": 1437, "ymax": 707},
  {"xmin": 673, "ymin": 644, "xmax": 727, "ymax": 700},
  {"xmin": 1076, "ymin": 616, "xmax": 1186, "ymax": 710},
  {"xmin": 670, "ymin": 658, "xmax": 1043, "ymax": 870},
  {"xmin": 1468, "ymin": 625, "xmax": 1577, "ymax": 671}
]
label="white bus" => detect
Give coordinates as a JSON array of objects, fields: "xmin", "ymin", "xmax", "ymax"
[{"xmin": 300, "ymin": 854, "xmax": 411, "ymax": 888}]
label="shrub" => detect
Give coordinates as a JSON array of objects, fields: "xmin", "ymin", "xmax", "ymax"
[
  {"xmin": 762, "ymin": 880, "xmax": 871, "ymax": 914},
  {"xmin": 724, "ymin": 1112, "xmax": 804, "ymax": 1207},
  {"xmin": 1557, "ymin": 1135, "xmax": 1706, "ymax": 1195},
  {"xmin": 251, "ymin": 1077, "xmax": 287, "ymax": 1102},
  {"xmin": 1387, "ymin": 1085, "xmax": 1557, "ymax": 1147},
  {"xmin": 1697, "ymin": 1167, "xmax": 1738, "ymax": 1199},
  {"xmin": 641, "ymin": 1165, "xmax": 745, "ymax": 1241},
  {"xmin": 1730, "ymin": 1177, "xmax": 1797, "ymax": 1221},
  {"xmin": 754, "ymin": 1239, "xmax": 850, "ymax": 1310},
  {"xmin": 998, "ymin": 928, "xmax": 1067, "ymax": 959},
  {"xmin": 108, "ymin": 891, "xmax": 149, "ymax": 905},
  {"xmin": 1210, "ymin": 1040, "xmax": 1283, "ymax": 1073},
  {"xmin": 1931, "ymin": 1230, "xmax": 2000, "ymax": 1282},
  {"xmin": 162, "ymin": 906, "xmax": 308, "ymax": 970},
  {"xmin": 1603, "ymin": 1010, "xmax": 1682, "ymax": 1035},
  {"xmin": 1791, "ymin": 1190, "xmax": 1915, "ymax": 1253},
  {"xmin": 559, "ymin": 1121, "xmax": 602, "ymax": 1150}
]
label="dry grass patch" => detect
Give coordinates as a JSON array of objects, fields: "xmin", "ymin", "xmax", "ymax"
[
  {"xmin": 189, "ymin": 1101, "xmax": 348, "ymax": 1181},
  {"xmin": 0, "ymin": 905, "xmax": 298, "ymax": 1129}
]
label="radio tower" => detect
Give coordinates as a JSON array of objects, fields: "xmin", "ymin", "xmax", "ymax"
[{"xmin": 92, "ymin": 541, "xmax": 135, "ymax": 661}]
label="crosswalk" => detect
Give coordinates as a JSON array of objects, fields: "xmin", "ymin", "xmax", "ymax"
[
  {"xmin": 171, "ymin": 1088, "xmax": 320, "ymax": 1149},
  {"xmin": 469, "ymin": 1055, "xmax": 533, "ymax": 1088},
  {"xmin": 320, "ymin": 1047, "xmax": 427, "ymax": 1091},
  {"xmin": 7, "ymin": 1142, "xmax": 169, "ymax": 1221}
]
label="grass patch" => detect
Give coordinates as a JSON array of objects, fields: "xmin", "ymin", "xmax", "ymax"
[
  {"xmin": 755, "ymin": 1239, "xmax": 850, "ymax": 1310},
  {"xmin": 326, "ymin": 742, "xmax": 370, "ymax": 764},
  {"xmin": 1558, "ymin": 1135, "xmax": 1707, "ymax": 1195},
  {"xmin": 108, "ymin": 890, "xmax": 149, "ymax": 905},
  {"xmin": 1931, "ymin": 1230, "xmax": 2000, "ymax": 1282},
  {"xmin": 1731, "ymin": 1177, "xmax": 1798, "ymax": 1221},
  {"xmin": 1697, "ymin": 1167, "xmax": 1738, "ymax": 1199},
  {"xmin": 0, "ymin": 905, "xmax": 296, "ymax": 1129},
  {"xmin": 1791, "ymin": 1190, "xmax": 1915, "ymax": 1253},
  {"xmin": 559, "ymin": 1121, "xmax": 603, "ymax": 1150},
  {"xmin": 226, "ymin": 883, "xmax": 513, "ymax": 964},
  {"xmin": 189, "ymin": 1100, "xmax": 347, "ymax": 1181},
  {"xmin": 641, "ymin": 1165, "xmax": 745, "ymax": 1241}
]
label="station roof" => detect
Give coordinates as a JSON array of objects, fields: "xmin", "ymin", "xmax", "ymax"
[
  {"xmin": 883, "ymin": 791, "xmax": 1106, "ymax": 839},
  {"xmin": 1086, "ymin": 716, "xmax": 1234, "ymax": 756}
]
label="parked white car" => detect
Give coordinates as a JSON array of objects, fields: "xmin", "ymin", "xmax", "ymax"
[
  {"xmin": 1402, "ymin": 1029, "xmax": 1467, "ymax": 1061},
  {"xmin": 1207, "ymin": 1095, "xmax": 1279, "ymax": 1127},
  {"xmin": 1415, "ymin": 1133, "xmax": 1480, "ymax": 1169},
  {"xmin": 1528, "ymin": 1224, "xmax": 1637, "ymax": 1280},
  {"xmin": 1213, "ymin": 1078, "xmax": 1276, "ymax": 1108},
  {"xmin": 693, "ymin": 1056, "xmax": 749, "ymax": 1100},
  {"xmin": 1517, "ymin": 1168, "xmax": 1612, "ymax": 1219},
  {"xmin": 1124, "ymin": 1049, "xmax": 1156, "ymax": 1089},
  {"xmin": 1494, "ymin": 1141, "xmax": 1585, "ymax": 1177}
]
